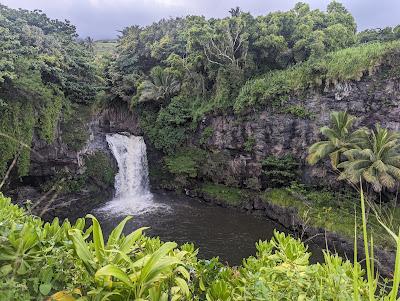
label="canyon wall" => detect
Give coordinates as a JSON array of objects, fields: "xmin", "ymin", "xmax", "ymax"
[{"xmin": 186, "ymin": 69, "xmax": 400, "ymax": 189}]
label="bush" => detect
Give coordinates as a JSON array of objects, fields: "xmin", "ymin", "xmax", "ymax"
[
  {"xmin": 61, "ymin": 104, "xmax": 92, "ymax": 152},
  {"xmin": 262, "ymin": 155, "xmax": 299, "ymax": 187},
  {"xmin": 84, "ymin": 151, "xmax": 116, "ymax": 188},
  {"xmin": 200, "ymin": 183, "xmax": 249, "ymax": 206},
  {"xmin": 282, "ymin": 104, "xmax": 314, "ymax": 119},
  {"xmin": 164, "ymin": 147, "xmax": 207, "ymax": 177},
  {"xmin": 199, "ymin": 126, "xmax": 214, "ymax": 145},
  {"xmin": 139, "ymin": 96, "xmax": 193, "ymax": 153}
]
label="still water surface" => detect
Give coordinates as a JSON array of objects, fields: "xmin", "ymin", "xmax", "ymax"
[{"xmin": 95, "ymin": 191, "xmax": 323, "ymax": 265}]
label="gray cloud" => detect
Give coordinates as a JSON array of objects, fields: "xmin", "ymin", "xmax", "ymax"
[{"xmin": 1, "ymin": 0, "xmax": 399, "ymax": 39}]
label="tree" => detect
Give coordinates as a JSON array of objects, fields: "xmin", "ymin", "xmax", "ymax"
[
  {"xmin": 337, "ymin": 125, "xmax": 400, "ymax": 192},
  {"xmin": 229, "ymin": 7, "xmax": 242, "ymax": 17},
  {"xmin": 0, "ymin": 4, "xmax": 98, "ymax": 178},
  {"xmin": 307, "ymin": 111, "xmax": 367, "ymax": 169},
  {"xmin": 134, "ymin": 66, "xmax": 180, "ymax": 105},
  {"xmin": 326, "ymin": 1, "xmax": 356, "ymax": 32},
  {"xmin": 358, "ymin": 26, "xmax": 400, "ymax": 44},
  {"xmin": 202, "ymin": 16, "xmax": 250, "ymax": 69}
]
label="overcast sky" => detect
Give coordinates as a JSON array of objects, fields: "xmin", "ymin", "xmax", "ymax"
[{"xmin": 1, "ymin": 0, "xmax": 398, "ymax": 40}]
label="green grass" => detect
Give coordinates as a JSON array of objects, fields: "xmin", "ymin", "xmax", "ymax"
[
  {"xmin": 200, "ymin": 183, "xmax": 249, "ymax": 206},
  {"xmin": 93, "ymin": 41, "xmax": 117, "ymax": 56},
  {"xmin": 261, "ymin": 188, "xmax": 303, "ymax": 208},
  {"xmin": 234, "ymin": 41, "xmax": 400, "ymax": 112},
  {"xmin": 164, "ymin": 147, "xmax": 207, "ymax": 178},
  {"xmin": 261, "ymin": 187, "xmax": 400, "ymax": 249}
]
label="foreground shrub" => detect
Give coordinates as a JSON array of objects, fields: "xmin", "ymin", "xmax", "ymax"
[{"xmin": 0, "ymin": 192, "xmax": 398, "ymax": 300}]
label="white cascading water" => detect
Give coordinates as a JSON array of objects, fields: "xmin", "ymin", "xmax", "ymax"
[{"xmin": 97, "ymin": 133, "xmax": 162, "ymax": 215}]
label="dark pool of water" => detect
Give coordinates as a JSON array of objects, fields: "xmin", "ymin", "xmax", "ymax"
[{"xmin": 94, "ymin": 191, "xmax": 323, "ymax": 265}]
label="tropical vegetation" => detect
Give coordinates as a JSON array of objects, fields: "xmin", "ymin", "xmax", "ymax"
[
  {"xmin": 1, "ymin": 192, "xmax": 400, "ymax": 301},
  {"xmin": 0, "ymin": 4, "xmax": 98, "ymax": 179},
  {"xmin": 1, "ymin": 2, "xmax": 400, "ymax": 300},
  {"xmin": 308, "ymin": 112, "xmax": 400, "ymax": 194}
]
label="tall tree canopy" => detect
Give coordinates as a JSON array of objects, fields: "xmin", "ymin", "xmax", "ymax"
[{"xmin": 108, "ymin": 1, "xmax": 358, "ymax": 106}]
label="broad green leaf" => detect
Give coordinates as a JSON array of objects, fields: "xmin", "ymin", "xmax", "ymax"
[
  {"xmin": 140, "ymin": 242, "xmax": 178, "ymax": 283},
  {"xmin": 107, "ymin": 216, "xmax": 132, "ymax": 247},
  {"xmin": 175, "ymin": 277, "xmax": 190, "ymax": 297},
  {"xmin": 119, "ymin": 227, "xmax": 149, "ymax": 254},
  {"xmin": 95, "ymin": 264, "xmax": 133, "ymax": 288},
  {"xmin": 86, "ymin": 214, "xmax": 105, "ymax": 263},
  {"xmin": 39, "ymin": 283, "xmax": 52, "ymax": 295},
  {"xmin": 68, "ymin": 229, "xmax": 93, "ymax": 265},
  {"xmin": 175, "ymin": 265, "xmax": 190, "ymax": 280},
  {"xmin": 0, "ymin": 264, "xmax": 12, "ymax": 276}
]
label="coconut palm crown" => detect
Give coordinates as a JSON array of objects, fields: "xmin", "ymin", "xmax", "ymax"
[
  {"xmin": 337, "ymin": 124, "xmax": 400, "ymax": 192},
  {"xmin": 307, "ymin": 111, "xmax": 368, "ymax": 168}
]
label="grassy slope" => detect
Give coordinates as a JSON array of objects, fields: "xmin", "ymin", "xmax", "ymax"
[
  {"xmin": 93, "ymin": 41, "xmax": 117, "ymax": 56},
  {"xmin": 234, "ymin": 41, "xmax": 400, "ymax": 112}
]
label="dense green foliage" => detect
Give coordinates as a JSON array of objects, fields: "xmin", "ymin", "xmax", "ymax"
[
  {"xmin": 105, "ymin": 1, "xmax": 379, "ymax": 154},
  {"xmin": 165, "ymin": 148, "xmax": 207, "ymax": 178},
  {"xmin": 1, "ymin": 3, "xmax": 400, "ymax": 299},
  {"xmin": 0, "ymin": 5, "xmax": 98, "ymax": 178},
  {"xmin": 262, "ymin": 155, "xmax": 299, "ymax": 187},
  {"xmin": 358, "ymin": 26, "xmax": 400, "ymax": 44},
  {"xmin": 103, "ymin": 1, "xmax": 400, "ymax": 155},
  {"xmin": 61, "ymin": 104, "xmax": 92, "ymax": 152},
  {"xmin": 200, "ymin": 183, "xmax": 248, "ymax": 206},
  {"xmin": 234, "ymin": 41, "xmax": 400, "ymax": 112},
  {"xmin": 84, "ymin": 152, "xmax": 117, "ymax": 188},
  {"xmin": 3, "ymin": 192, "xmax": 398, "ymax": 301},
  {"xmin": 262, "ymin": 184, "xmax": 400, "ymax": 248},
  {"xmin": 110, "ymin": 2, "xmax": 357, "ymax": 103},
  {"xmin": 139, "ymin": 96, "xmax": 193, "ymax": 153}
]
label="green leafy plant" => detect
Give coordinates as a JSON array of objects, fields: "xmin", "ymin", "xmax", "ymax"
[
  {"xmin": 200, "ymin": 126, "xmax": 214, "ymax": 145},
  {"xmin": 308, "ymin": 112, "xmax": 400, "ymax": 196},
  {"xmin": 307, "ymin": 111, "xmax": 368, "ymax": 168},
  {"xmin": 338, "ymin": 125, "xmax": 400, "ymax": 193},
  {"xmin": 262, "ymin": 155, "xmax": 299, "ymax": 187},
  {"xmin": 243, "ymin": 136, "xmax": 256, "ymax": 152},
  {"xmin": 282, "ymin": 104, "xmax": 314, "ymax": 119},
  {"xmin": 85, "ymin": 152, "xmax": 117, "ymax": 188}
]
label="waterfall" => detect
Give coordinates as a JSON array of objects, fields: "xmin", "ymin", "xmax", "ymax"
[
  {"xmin": 107, "ymin": 134, "xmax": 151, "ymax": 199},
  {"xmin": 97, "ymin": 133, "xmax": 162, "ymax": 215}
]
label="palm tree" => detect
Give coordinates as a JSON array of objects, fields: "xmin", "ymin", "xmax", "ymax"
[
  {"xmin": 337, "ymin": 125, "xmax": 400, "ymax": 192},
  {"xmin": 135, "ymin": 66, "xmax": 180, "ymax": 104},
  {"xmin": 307, "ymin": 111, "xmax": 368, "ymax": 169}
]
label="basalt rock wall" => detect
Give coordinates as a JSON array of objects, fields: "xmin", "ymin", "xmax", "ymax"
[{"xmin": 193, "ymin": 71, "xmax": 400, "ymax": 188}]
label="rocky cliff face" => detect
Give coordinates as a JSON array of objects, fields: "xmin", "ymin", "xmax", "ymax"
[
  {"xmin": 6, "ymin": 107, "xmax": 123, "ymax": 218},
  {"xmin": 6, "ymin": 67, "xmax": 400, "ymax": 216},
  {"xmin": 194, "ymin": 71, "xmax": 400, "ymax": 188}
]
